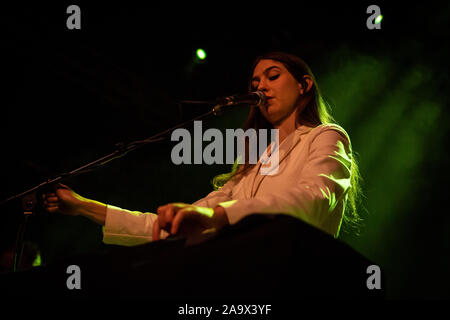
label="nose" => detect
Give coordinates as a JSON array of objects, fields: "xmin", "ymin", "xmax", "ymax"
[{"xmin": 256, "ymin": 79, "xmax": 269, "ymax": 93}]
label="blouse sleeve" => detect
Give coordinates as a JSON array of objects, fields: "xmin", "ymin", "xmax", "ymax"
[
  {"xmin": 191, "ymin": 177, "xmax": 237, "ymax": 208},
  {"xmin": 220, "ymin": 126, "xmax": 353, "ymax": 238},
  {"xmin": 102, "ymin": 205, "xmax": 170, "ymax": 246},
  {"xmin": 102, "ymin": 174, "xmax": 239, "ymax": 246}
]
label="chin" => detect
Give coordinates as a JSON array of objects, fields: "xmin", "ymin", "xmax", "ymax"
[
  {"xmin": 263, "ymin": 114, "xmax": 282, "ymax": 127},
  {"xmin": 262, "ymin": 105, "xmax": 278, "ymax": 118},
  {"xmin": 268, "ymin": 106, "xmax": 283, "ymax": 118}
]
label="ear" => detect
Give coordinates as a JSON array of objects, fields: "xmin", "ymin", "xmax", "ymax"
[{"xmin": 298, "ymin": 75, "xmax": 313, "ymax": 95}]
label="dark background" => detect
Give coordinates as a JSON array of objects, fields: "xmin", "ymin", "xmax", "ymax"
[{"xmin": 1, "ymin": 1, "xmax": 449, "ymax": 299}]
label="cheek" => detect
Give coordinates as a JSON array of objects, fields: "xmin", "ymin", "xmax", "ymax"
[{"xmin": 277, "ymin": 81, "xmax": 301, "ymax": 107}]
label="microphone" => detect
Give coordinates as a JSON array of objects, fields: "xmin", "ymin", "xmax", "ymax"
[{"xmin": 216, "ymin": 91, "xmax": 266, "ymax": 107}]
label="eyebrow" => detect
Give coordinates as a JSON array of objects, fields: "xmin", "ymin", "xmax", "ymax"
[{"xmin": 251, "ymin": 66, "xmax": 282, "ymax": 82}]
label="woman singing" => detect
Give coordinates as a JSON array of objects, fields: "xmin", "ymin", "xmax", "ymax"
[{"xmin": 43, "ymin": 51, "xmax": 362, "ymax": 245}]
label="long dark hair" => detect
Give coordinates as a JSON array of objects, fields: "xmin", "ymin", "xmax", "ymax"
[{"xmin": 213, "ymin": 51, "xmax": 363, "ymax": 235}]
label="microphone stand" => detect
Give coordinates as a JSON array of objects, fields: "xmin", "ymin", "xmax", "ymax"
[{"xmin": 1, "ymin": 103, "xmax": 226, "ymax": 272}]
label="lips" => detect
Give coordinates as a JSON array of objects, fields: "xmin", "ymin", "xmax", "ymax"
[{"xmin": 264, "ymin": 96, "xmax": 274, "ymax": 106}]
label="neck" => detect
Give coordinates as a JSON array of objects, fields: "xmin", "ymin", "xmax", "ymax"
[{"xmin": 273, "ymin": 109, "xmax": 299, "ymax": 143}]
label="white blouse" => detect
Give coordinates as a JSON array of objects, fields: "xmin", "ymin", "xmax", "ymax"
[{"xmin": 103, "ymin": 123, "xmax": 353, "ymax": 245}]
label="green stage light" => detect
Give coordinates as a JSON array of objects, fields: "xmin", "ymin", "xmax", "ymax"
[
  {"xmin": 32, "ymin": 252, "xmax": 41, "ymax": 267},
  {"xmin": 375, "ymin": 14, "xmax": 383, "ymax": 24},
  {"xmin": 196, "ymin": 48, "xmax": 207, "ymax": 60}
]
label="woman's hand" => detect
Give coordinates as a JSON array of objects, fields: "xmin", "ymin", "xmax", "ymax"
[
  {"xmin": 152, "ymin": 203, "xmax": 229, "ymax": 241},
  {"xmin": 42, "ymin": 184, "xmax": 84, "ymax": 216},
  {"xmin": 42, "ymin": 184, "xmax": 107, "ymax": 225}
]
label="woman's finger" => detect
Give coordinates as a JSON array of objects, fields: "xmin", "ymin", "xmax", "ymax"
[
  {"xmin": 156, "ymin": 204, "xmax": 169, "ymax": 218},
  {"xmin": 152, "ymin": 217, "xmax": 161, "ymax": 241},
  {"xmin": 171, "ymin": 209, "xmax": 189, "ymax": 235},
  {"xmin": 157, "ymin": 204, "xmax": 176, "ymax": 229},
  {"xmin": 57, "ymin": 183, "xmax": 71, "ymax": 190},
  {"xmin": 45, "ymin": 202, "xmax": 59, "ymax": 212},
  {"xmin": 46, "ymin": 196, "xmax": 59, "ymax": 203},
  {"xmin": 156, "ymin": 204, "xmax": 167, "ymax": 214},
  {"xmin": 46, "ymin": 206, "xmax": 60, "ymax": 213},
  {"xmin": 44, "ymin": 198, "xmax": 59, "ymax": 206}
]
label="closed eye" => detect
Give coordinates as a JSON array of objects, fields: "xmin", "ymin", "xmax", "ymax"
[{"xmin": 269, "ymin": 74, "xmax": 280, "ymax": 81}]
